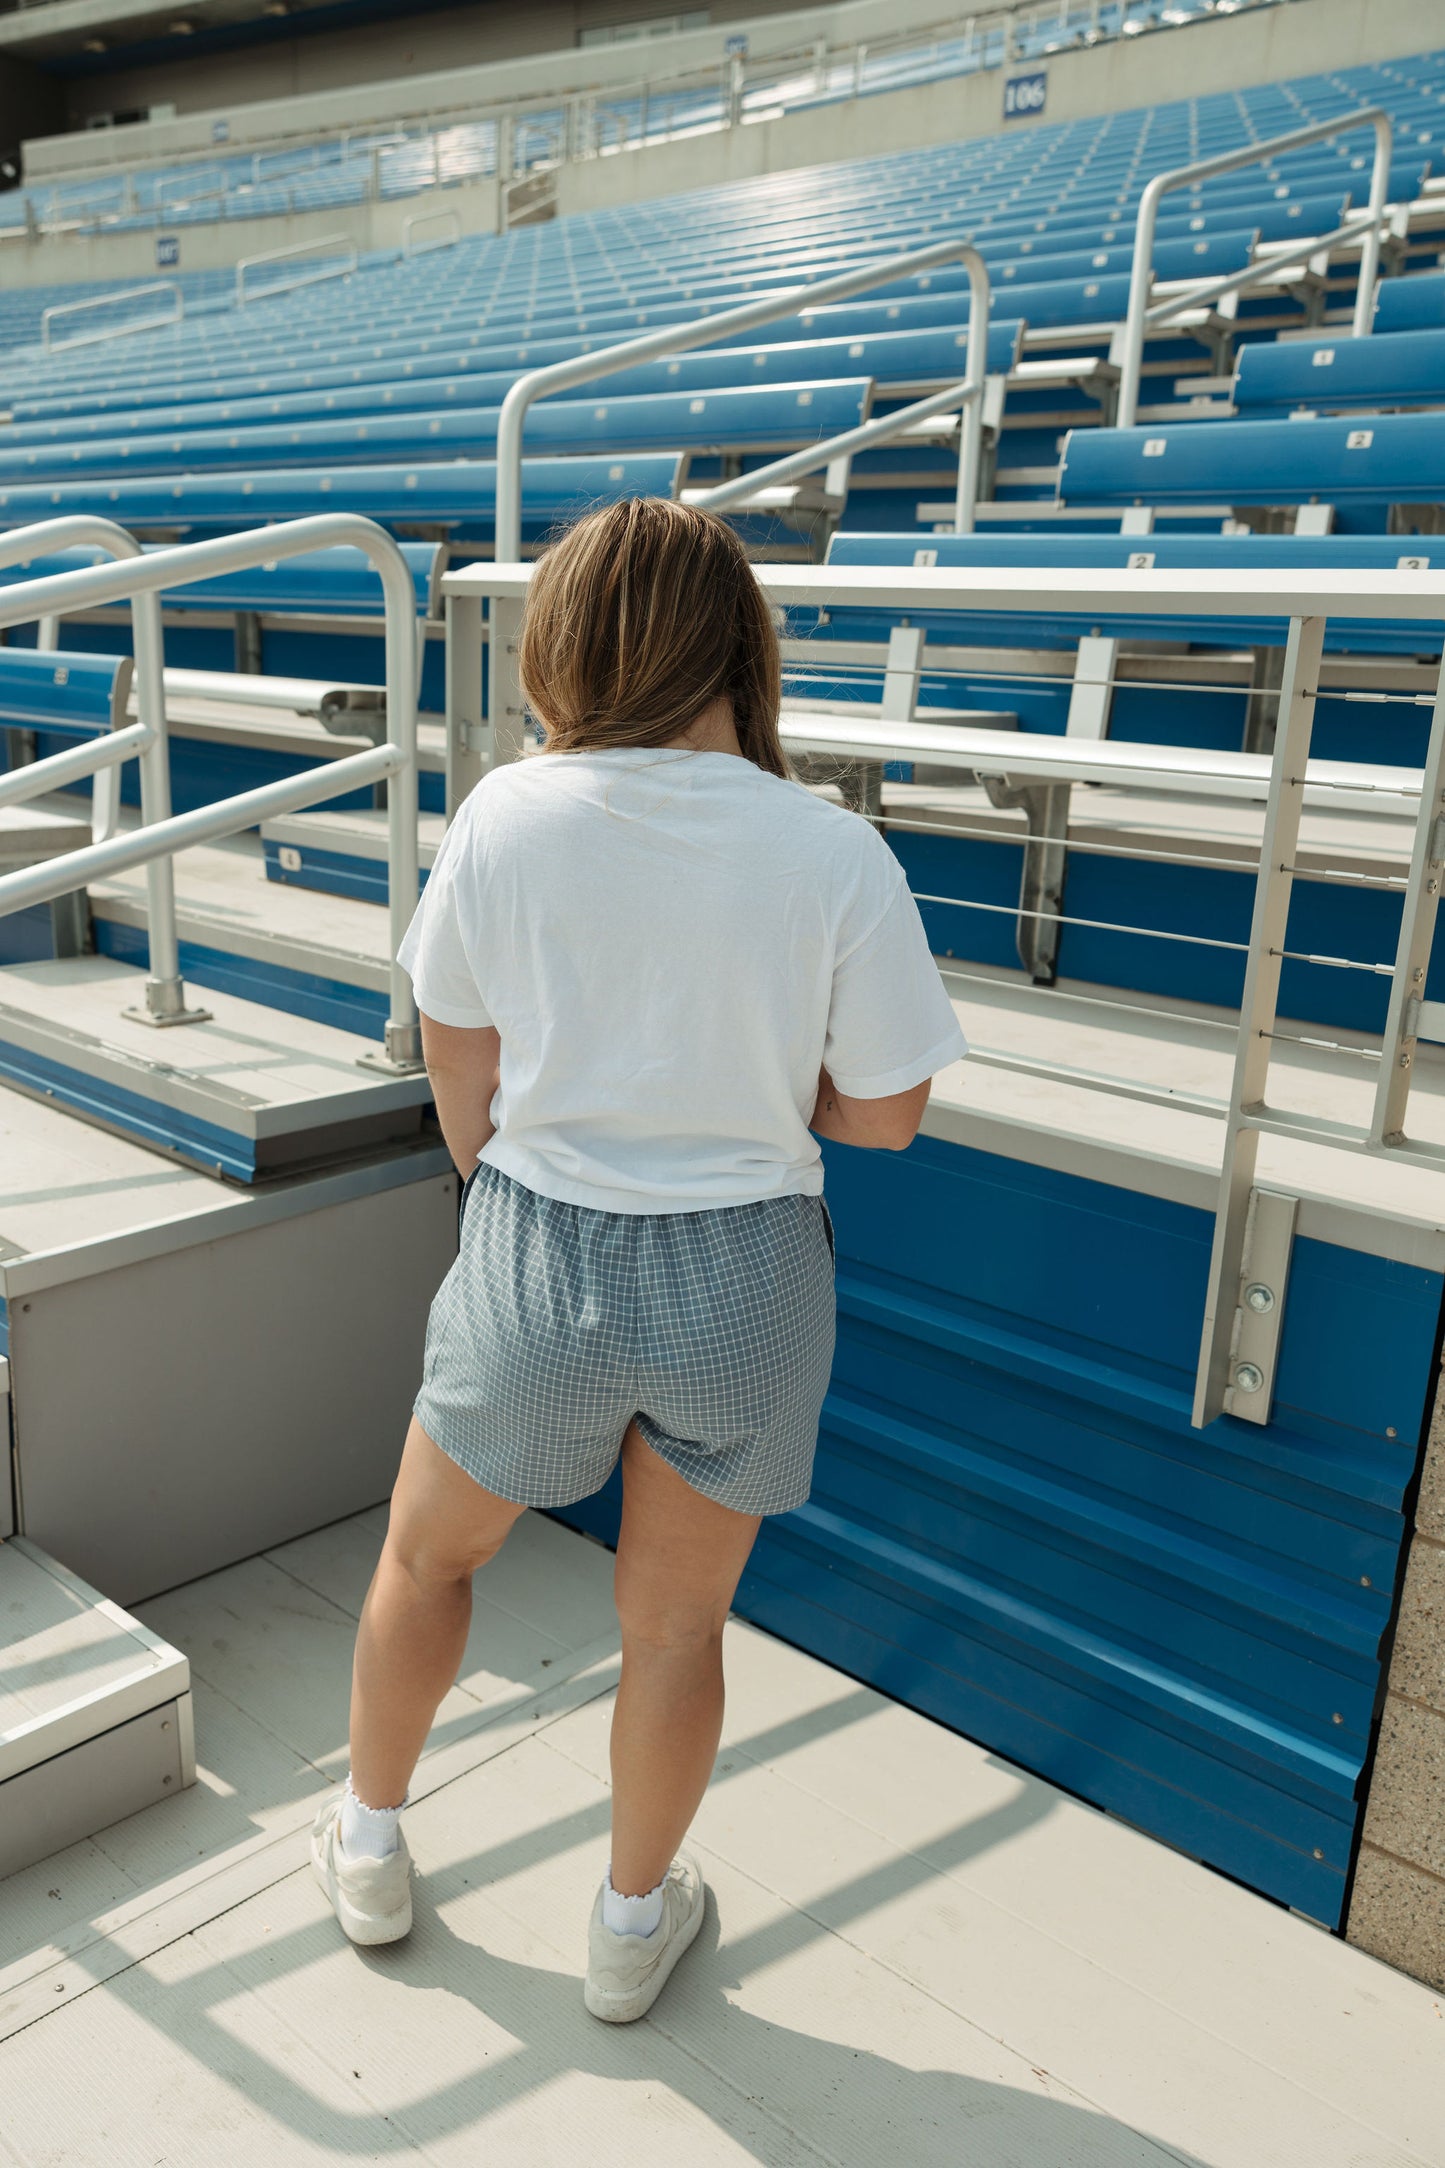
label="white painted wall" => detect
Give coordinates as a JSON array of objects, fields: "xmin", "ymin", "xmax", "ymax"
[{"xmin": 0, "ymin": 173, "xmax": 498, "ymax": 286}]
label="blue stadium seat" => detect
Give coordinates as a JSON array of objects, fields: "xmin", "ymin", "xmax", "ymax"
[
  {"xmin": 0, "ymin": 647, "xmax": 132, "ymax": 735},
  {"xmin": 0, "ymin": 542, "xmax": 441, "ymax": 618},
  {"xmin": 0, "ymin": 380, "xmax": 871, "ymax": 488},
  {"xmin": 0, "ymin": 324, "xmax": 1025, "ymax": 447},
  {"xmin": 1373, "ymin": 270, "xmax": 1445, "ymax": 333},
  {"xmin": 0, "ymin": 455, "xmax": 684, "ymax": 540},
  {"xmin": 1058, "ymin": 411, "xmax": 1445, "ymax": 525},
  {"xmin": 1233, "ymin": 330, "xmax": 1445, "ymax": 414}
]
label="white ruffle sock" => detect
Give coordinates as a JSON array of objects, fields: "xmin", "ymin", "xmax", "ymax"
[
  {"xmin": 340, "ymin": 1771, "xmax": 409, "ymax": 1860},
  {"xmin": 601, "ymin": 1865, "xmax": 666, "ymax": 1937}
]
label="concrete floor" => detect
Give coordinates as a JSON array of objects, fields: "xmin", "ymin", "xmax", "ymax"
[{"xmin": 1, "ymin": 1508, "xmax": 1442, "ymax": 2166}]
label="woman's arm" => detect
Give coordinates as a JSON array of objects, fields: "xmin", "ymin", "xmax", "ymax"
[
  {"xmin": 420, "ymin": 1012, "xmax": 502, "ymax": 1177},
  {"xmin": 809, "ymin": 1064, "xmax": 931, "ymax": 1152}
]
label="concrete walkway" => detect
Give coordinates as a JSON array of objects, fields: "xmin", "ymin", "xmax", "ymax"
[{"xmin": 1, "ymin": 1509, "xmax": 1442, "ymax": 2165}]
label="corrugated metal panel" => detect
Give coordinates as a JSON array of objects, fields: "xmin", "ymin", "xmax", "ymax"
[{"xmin": 553, "ymin": 1134, "xmax": 1441, "ymax": 1928}]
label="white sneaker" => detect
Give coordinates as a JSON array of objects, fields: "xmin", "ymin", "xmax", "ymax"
[
  {"xmin": 583, "ymin": 1852, "xmax": 706, "ymax": 2023},
  {"xmin": 309, "ymin": 1792, "xmax": 413, "ymax": 1946}
]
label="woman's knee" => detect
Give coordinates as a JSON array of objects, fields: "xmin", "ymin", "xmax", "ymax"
[{"xmin": 615, "ymin": 1584, "xmax": 730, "ymax": 1659}]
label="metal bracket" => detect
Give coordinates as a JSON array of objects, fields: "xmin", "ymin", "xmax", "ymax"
[
  {"xmin": 1219, "ymin": 1188, "xmax": 1298, "ymax": 1426},
  {"xmin": 123, "ymin": 975, "xmax": 212, "ymax": 1029},
  {"xmin": 979, "ymin": 774, "xmax": 1070, "ymax": 985},
  {"xmin": 233, "ymin": 610, "xmax": 263, "ymax": 675},
  {"xmin": 357, "ymin": 1020, "xmax": 425, "ymax": 1076}
]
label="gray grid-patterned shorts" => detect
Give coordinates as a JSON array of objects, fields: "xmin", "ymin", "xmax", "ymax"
[{"xmin": 414, "ymin": 1160, "xmax": 837, "ymax": 1517}]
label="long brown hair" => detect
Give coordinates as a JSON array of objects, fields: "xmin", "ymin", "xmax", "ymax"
[{"xmin": 517, "ymin": 497, "xmax": 787, "ymax": 778}]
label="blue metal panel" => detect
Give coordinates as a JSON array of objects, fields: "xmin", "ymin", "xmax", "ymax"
[
  {"xmin": 94, "ymin": 917, "xmax": 390, "ymax": 1043},
  {"xmin": 262, "ymin": 835, "xmax": 429, "ymax": 906},
  {"xmin": 550, "ymin": 1133, "xmax": 1439, "ymax": 1925}
]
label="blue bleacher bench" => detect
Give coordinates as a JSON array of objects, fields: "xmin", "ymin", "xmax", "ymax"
[
  {"xmin": 1373, "ymin": 270, "xmax": 1445, "ymax": 335},
  {"xmin": 0, "ymin": 381, "xmax": 873, "ymax": 489},
  {"xmin": 0, "ymin": 646, "xmax": 133, "ymax": 734},
  {"xmin": 0, "ymin": 456, "xmax": 685, "ymax": 540},
  {"xmin": 0, "ymin": 324, "xmax": 1025, "ymax": 448},
  {"xmin": 1058, "ymin": 411, "xmax": 1445, "ymax": 514},
  {"xmin": 1233, "ymin": 329, "xmax": 1445, "ymax": 415}
]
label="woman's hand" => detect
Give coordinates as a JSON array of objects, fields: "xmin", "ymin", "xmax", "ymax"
[{"xmin": 419, "ymin": 1012, "xmax": 502, "ymax": 1177}]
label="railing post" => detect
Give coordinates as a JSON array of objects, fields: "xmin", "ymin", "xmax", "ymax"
[
  {"xmin": 445, "ymin": 589, "xmax": 486, "ymax": 817},
  {"xmin": 487, "ymin": 595, "xmax": 528, "ymax": 771},
  {"xmin": 127, "ymin": 570, "xmax": 208, "ymax": 1027},
  {"xmin": 1368, "ymin": 645, "xmax": 1445, "ymax": 1146},
  {"xmin": 1354, "ymin": 113, "xmax": 1392, "ymax": 337},
  {"xmin": 1192, "ymin": 614, "xmax": 1325, "ymax": 1428}
]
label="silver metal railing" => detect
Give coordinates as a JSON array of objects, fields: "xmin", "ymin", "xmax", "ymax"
[
  {"xmin": 235, "ymin": 234, "xmax": 359, "ymax": 308},
  {"xmin": 41, "ymin": 282, "xmax": 183, "ymax": 355},
  {"xmin": 691, "ymin": 252, "xmax": 991, "ymax": 537},
  {"xmin": 1116, "ymin": 108, "xmax": 1395, "ymax": 429},
  {"xmin": 0, "ymin": 516, "xmax": 183, "ymax": 1012},
  {"xmin": 403, "ymin": 207, "xmax": 462, "ymax": 256},
  {"xmin": 0, "ymin": 514, "xmax": 422, "ymax": 1070},
  {"xmin": 441, "ymin": 554, "xmax": 1445, "ymax": 1433},
  {"xmin": 493, "ymin": 240, "xmax": 994, "ymax": 562}
]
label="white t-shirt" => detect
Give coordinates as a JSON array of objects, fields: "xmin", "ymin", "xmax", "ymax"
[{"xmin": 397, "ymin": 746, "xmax": 967, "ymax": 1213}]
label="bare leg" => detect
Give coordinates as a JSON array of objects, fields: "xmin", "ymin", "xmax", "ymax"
[
  {"xmin": 608, "ymin": 1424, "xmax": 762, "ymax": 1897},
  {"xmin": 348, "ymin": 1416, "xmax": 526, "ymax": 1809}
]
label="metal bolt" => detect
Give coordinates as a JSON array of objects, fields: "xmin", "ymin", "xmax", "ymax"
[
  {"xmin": 163, "ymin": 1774, "xmax": 173, "ymax": 1785},
  {"xmin": 1400, "ymin": 1054, "xmax": 1412, "ymax": 1070},
  {"xmin": 1233, "ymin": 1363, "xmax": 1265, "ymax": 1394},
  {"xmin": 1386, "ymin": 1427, "xmax": 1397, "ymax": 1440},
  {"xmin": 1312, "ymin": 1848, "xmax": 1324, "ymax": 1861},
  {"xmin": 1332, "ymin": 1713, "xmax": 1343, "ymax": 1725},
  {"xmin": 1244, "ymin": 1283, "xmax": 1275, "ymax": 1314},
  {"xmin": 1361, "ymin": 1576, "xmax": 1372, "ymax": 1588}
]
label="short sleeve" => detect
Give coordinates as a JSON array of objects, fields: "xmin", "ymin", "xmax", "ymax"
[
  {"xmin": 395, "ymin": 816, "xmax": 493, "ymax": 1029},
  {"xmin": 824, "ymin": 876, "xmax": 967, "ymax": 1098}
]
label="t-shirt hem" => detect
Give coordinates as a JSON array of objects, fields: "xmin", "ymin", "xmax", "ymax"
[
  {"xmin": 408, "ymin": 986, "xmax": 494, "ymax": 1029},
  {"xmin": 478, "ymin": 1138, "xmax": 825, "ymax": 1214},
  {"xmin": 828, "ymin": 1027, "xmax": 968, "ymax": 1100}
]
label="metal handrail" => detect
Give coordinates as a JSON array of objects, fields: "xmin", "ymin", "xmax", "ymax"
[
  {"xmin": 494, "ymin": 239, "xmax": 994, "ymax": 561},
  {"xmin": 1116, "ymin": 108, "xmax": 1394, "ymax": 428},
  {"xmin": 235, "ymin": 234, "xmax": 359, "ymax": 308},
  {"xmin": 692, "ymin": 253, "xmax": 990, "ymax": 534},
  {"xmin": 0, "ymin": 515, "xmax": 422, "ymax": 1069},
  {"xmin": 41, "ymin": 283, "xmax": 183, "ymax": 355},
  {"xmin": 403, "ymin": 206, "xmax": 461, "ymax": 255},
  {"xmin": 0, "ymin": 516, "xmax": 184, "ymax": 1011},
  {"xmin": 441, "ymin": 553, "xmax": 1445, "ymax": 1429}
]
